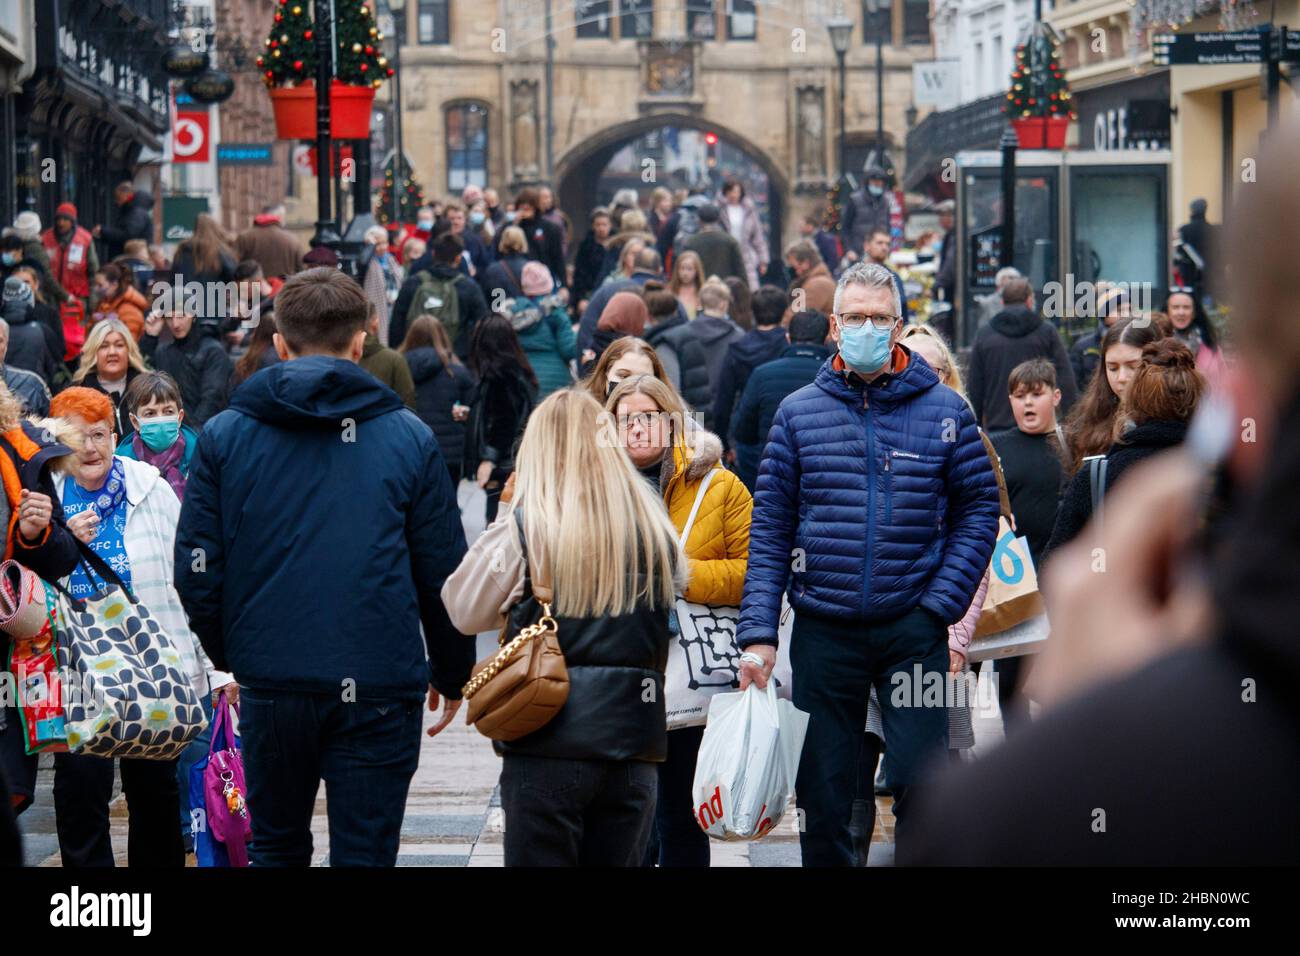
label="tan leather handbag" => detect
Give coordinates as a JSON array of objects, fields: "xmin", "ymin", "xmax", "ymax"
[{"xmin": 462, "ymin": 516, "xmax": 569, "ymax": 741}]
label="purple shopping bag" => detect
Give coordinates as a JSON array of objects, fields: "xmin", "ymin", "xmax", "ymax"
[{"xmin": 203, "ymin": 692, "xmax": 252, "ymax": 867}]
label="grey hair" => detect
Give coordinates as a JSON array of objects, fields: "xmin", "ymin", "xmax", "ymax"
[
  {"xmin": 833, "ymin": 262, "xmax": 902, "ymax": 319},
  {"xmin": 994, "ymin": 266, "xmax": 1022, "ymax": 289},
  {"xmin": 0, "ymin": 318, "xmax": 8, "ymax": 335},
  {"xmin": 611, "ymin": 188, "xmax": 639, "ymax": 209}
]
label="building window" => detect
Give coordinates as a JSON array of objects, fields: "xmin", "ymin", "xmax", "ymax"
[
  {"xmin": 576, "ymin": 0, "xmax": 613, "ymax": 38},
  {"xmin": 991, "ymin": 34, "xmax": 1003, "ymax": 88},
  {"xmin": 417, "ymin": 0, "xmax": 450, "ymax": 45},
  {"xmin": 621, "ymin": 0, "xmax": 654, "ymax": 39},
  {"xmin": 727, "ymin": 0, "xmax": 757, "ymax": 40},
  {"xmin": 445, "ymin": 103, "xmax": 488, "ymax": 193},
  {"xmin": 687, "ymin": 0, "xmax": 716, "ymax": 39},
  {"xmin": 862, "ymin": 1, "xmax": 890, "ymax": 43},
  {"xmin": 904, "ymin": 0, "xmax": 931, "ymax": 45}
]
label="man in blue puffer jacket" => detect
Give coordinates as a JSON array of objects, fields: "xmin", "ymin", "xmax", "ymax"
[{"xmin": 736, "ymin": 262, "xmax": 1000, "ymax": 866}]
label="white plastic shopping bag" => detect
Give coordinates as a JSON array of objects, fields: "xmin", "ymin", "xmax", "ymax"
[{"xmin": 691, "ymin": 681, "xmax": 809, "ymax": 841}]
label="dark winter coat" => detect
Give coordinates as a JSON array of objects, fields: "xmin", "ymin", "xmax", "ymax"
[
  {"xmin": 732, "ymin": 342, "xmax": 831, "ymax": 451},
  {"xmin": 175, "ymin": 357, "xmax": 472, "ymax": 699},
  {"xmin": 840, "ymin": 188, "xmax": 891, "ymax": 255},
  {"xmin": 391, "ymin": 255, "xmax": 490, "ymax": 356},
  {"xmin": 712, "ymin": 325, "xmax": 790, "ymax": 447},
  {"xmin": 1042, "ymin": 420, "xmax": 1188, "ymax": 564},
  {"xmin": 736, "ymin": 349, "xmax": 1001, "ymax": 646},
  {"xmin": 966, "ymin": 304, "xmax": 1079, "ymax": 432},
  {"xmin": 906, "ymin": 395, "xmax": 1300, "ymax": 867},
  {"xmin": 0, "ymin": 301, "xmax": 60, "ymax": 387},
  {"xmin": 681, "ymin": 226, "xmax": 747, "ymax": 285},
  {"xmin": 571, "ymin": 232, "xmax": 609, "ymax": 307},
  {"xmin": 684, "ymin": 313, "xmax": 743, "ymax": 427},
  {"xmin": 142, "ymin": 329, "xmax": 233, "ymax": 429},
  {"xmin": 643, "ymin": 311, "xmax": 712, "ymax": 413},
  {"xmin": 100, "ymin": 191, "xmax": 154, "ymax": 260},
  {"xmin": 514, "ymin": 215, "xmax": 566, "ymax": 283},
  {"xmin": 1068, "ymin": 320, "xmax": 1106, "ymax": 392},
  {"xmin": 464, "ymin": 368, "xmax": 537, "ymax": 484},
  {"xmin": 233, "ymin": 222, "xmax": 306, "ymax": 279},
  {"xmin": 480, "ymin": 253, "xmax": 530, "ymax": 307},
  {"xmin": 404, "ymin": 346, "xmax": 476, "ymax": 472}
]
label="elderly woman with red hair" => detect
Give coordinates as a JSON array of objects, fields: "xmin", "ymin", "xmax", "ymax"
[{"xmin": 46, "ymin": 386, "xmax": 232, "ymax": 866}]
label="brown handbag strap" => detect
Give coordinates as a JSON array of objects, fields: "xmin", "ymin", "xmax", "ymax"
[{"xmin": 512, "ymin": 507, "xmax": 553, "ymax": 605}]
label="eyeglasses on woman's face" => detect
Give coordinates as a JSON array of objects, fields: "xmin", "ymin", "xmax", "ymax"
[{"xmin": 837, "ymin": 313, "xmax": 899, "ymax": 331}]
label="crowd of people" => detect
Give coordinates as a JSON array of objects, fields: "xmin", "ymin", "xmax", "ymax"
[{"xmin": 1, "ymin": 138, "xmax": 1295, "ymax": 870}]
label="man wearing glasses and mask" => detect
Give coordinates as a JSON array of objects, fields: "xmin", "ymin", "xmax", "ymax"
[{"xmin": 734, "ymin": 262, "xmax": 1000, "ymax": 866}]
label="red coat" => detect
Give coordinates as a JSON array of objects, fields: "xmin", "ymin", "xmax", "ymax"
[{"xmin": 41, "ymin": 226, "xmax": 95, "ymax": 298}]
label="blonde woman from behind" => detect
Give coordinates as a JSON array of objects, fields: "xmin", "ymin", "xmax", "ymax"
[{"xmin": 442, "ymin": 388, "xmax": 687, "ymax": 867}]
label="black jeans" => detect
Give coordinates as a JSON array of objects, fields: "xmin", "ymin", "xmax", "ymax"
[
  {"xmin": 238, "ymin": 689, "xmax": 423, "ymax": 867},
  {"xmin": 653, "ymin": 725, "xmax": 709, "ymax": 867},
  {"xmin": 791, "ymin": 606, "xmax": 949, "ymax": 866},
  {"xmin": 500, "ymin": 754, "xmax": 656, "ymax": 866},
  {"xmin": 53, "ymin": 753, "xmax": 184, "ymax": 867}
]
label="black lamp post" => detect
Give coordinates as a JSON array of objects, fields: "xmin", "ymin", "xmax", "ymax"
[
  {"xmin": 311, "ymin": 0, "xmax": 340, "ymax": 249},
  {"xmin": 827, "ymin": 16, "xmax": 853, "ymax": 186},
  {"xmin": 388, "ymin": 0, "xmax": 407, "ymax": 225},
  {"xmin": 865, "ymin": 0, "xmax": 889, "ymax": 175}
]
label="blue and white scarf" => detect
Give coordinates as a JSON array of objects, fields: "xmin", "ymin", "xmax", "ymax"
[{"xmin": 61, "ymin": 457, "xmax": 132, "ymax": 599}]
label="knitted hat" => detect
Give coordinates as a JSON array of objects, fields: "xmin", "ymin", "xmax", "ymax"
[
  {"xmin": 596, "ymin": 291, "xmax": 649, "ymax": 338},
  {"xmin": 520, "ymin": 260, "xmax": 553, "ymax": 297},
  {"xmin": 12, "ymin": 211, "xmax": 41, "ymax": 241},
  {"xmin": 55, "ymin": 202, "xmax": 78, "ymax": 221},
  {"xmin": 3, "ymin": 276, "xmax": 34, "ymax": 306}
]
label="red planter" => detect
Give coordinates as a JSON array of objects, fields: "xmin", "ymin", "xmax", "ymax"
[
  {"xmin": 1011, "ymin": 116, "xmax": 1046, "ymax": 148},
  {"xmin": 269, "ymin": 81, "xmax": 376, "ymax": 141},
  {"xmin": 1044, "ymin": 115, "xmax": 1071, "ymax": 149},
  {"xmin": 307, "ymin": 144, "xmax": 354, "ymax": 177}
]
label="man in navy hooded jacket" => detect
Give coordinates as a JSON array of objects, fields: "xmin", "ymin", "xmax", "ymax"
[
  {"xmin": 735, "ymin": 261, "xmax": 999, "ymax": 866},
  {"xmin": 175, "ymin": 267, "xmax": 471, "ymax": 867}
]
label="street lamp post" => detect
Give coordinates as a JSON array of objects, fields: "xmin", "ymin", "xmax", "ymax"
[
  {"xmin": 826, "ymin": 17, "xmax": 853, "ymax": 185},
  {"xmin": 310, "ymin": 0, "xmax": 340, "ymax": 249},
  {"xmin": 389, "ymin": 0, "xmax": 406, "ymax": 225},
  {"xmin": 866, "ymin": 0, "xmax": 887, "ymax": 173}
]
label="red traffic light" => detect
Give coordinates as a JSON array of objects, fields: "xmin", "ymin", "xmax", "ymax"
[{"xmin": 704, "ymin": 132, "xmax": 718, "ymax": 145}]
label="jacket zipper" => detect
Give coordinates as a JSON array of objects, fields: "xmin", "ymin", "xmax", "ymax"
[
  {"xmin": 861, "ymin": 392, "xmax": 874, "ymax": 615},
  {"xmin": 883, "ymin": 449, "xmax": 892, "ymax": 525}
]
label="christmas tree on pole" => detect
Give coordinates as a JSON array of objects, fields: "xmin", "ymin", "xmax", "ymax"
[
  {"xmin": 378, "ymin": 153, "xmax": 424, "ymax": 226},
  {"xmin": 258, "ymin": 1, "xmax": 395, "ymax": 90},
  {"xmin": 257, "ymin": 0, "xmax": 314, "ymax": 88},
  {"xmin": 335, "ymin": 1, "xmax": 395, "ymax": 90},
  {"xmin": 1004, "ymin": 25, "xmax": 1074, "ymax": 147}
]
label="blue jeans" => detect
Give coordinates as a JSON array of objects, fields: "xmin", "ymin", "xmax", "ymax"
[
  {"xmin": 238, "ymin": 688, "xmax": 423, "ymax": 867},
  {"xmin": 790, "ymin": 606, "xmax": 949, "ymax": 866},
  {"xmin": 177, "ymin": 693, "xmax": 215, "ymax": 841}
]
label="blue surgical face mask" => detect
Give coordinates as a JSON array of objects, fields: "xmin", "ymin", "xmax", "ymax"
[
  {"xmin": 838, "ymin": 322, "xmax": 893, "ymax": 374},
  {"xmin": 505, "ymin": 211, "xmax": 517, "ymax": 223},
  {"xmin": 469, "ymin": 210, "xmax": 486, "ymax": 227},
  {"xmin": 417, "ymin": 217, "xmax": 434, "ymax": 230},
  {"xmin": 868, "ymin": 185, "xmax": 884, "ymax": 198},
  {"xmin": 1, "ymin": 253, "xmax": 15, "ymax": 266},
  {"xmin": 137, "ymin": 415, "xmax": 181, "ymax": 453}
]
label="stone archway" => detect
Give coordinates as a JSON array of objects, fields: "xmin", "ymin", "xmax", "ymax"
[{"xmin": 554, "ymin": 112, "xmax": 790, "ymax": 265}]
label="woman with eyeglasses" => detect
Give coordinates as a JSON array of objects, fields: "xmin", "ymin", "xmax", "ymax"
[
  {"xmin": 606, "ymin": 373, "xmax": 753, "ymax": 867},
  {"xmin": 48, "ymin": 387, "xmax": 231, "ymax": 866}
]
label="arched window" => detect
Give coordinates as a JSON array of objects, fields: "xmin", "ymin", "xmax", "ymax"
[{"xmin": 445, "ymin": 103, "xmax": 488, "ymax": 192}]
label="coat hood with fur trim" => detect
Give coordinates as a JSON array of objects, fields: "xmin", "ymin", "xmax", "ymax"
[{"xmin": 657, "ymin": 425, "xmax": 723, "ymax": 488}]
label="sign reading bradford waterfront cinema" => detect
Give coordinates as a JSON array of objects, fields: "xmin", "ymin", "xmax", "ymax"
[{"xmin": 1152, "ymin": 29, "xmax": 1300, "ymax": 66}]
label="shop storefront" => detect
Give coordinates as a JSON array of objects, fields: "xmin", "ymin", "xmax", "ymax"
[{"xmin": 1074, "ymin": 72, "xmax": 1171, "ymax": 152}]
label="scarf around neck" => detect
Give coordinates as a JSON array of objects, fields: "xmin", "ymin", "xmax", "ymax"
[{"xmin": 132, "ymin": 429, "xmax": 187, "ymax": 501}]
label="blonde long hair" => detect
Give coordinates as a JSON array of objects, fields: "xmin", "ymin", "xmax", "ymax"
[
  {"xmin": 73, "ymin": 318, "xmax": 150, "ymax": 384},
  {"xmin": 901, "ymin": 325, "xmax": 966, "ymax": 397},
  {"xmin": 511, "ymin": 389, "xmax": 686, "ymax": 617}
]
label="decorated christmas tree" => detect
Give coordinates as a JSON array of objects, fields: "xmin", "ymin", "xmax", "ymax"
[
  {"xmin": 378, "ymin": 153, "xmax": 424, "ymax": 226},
  {"xmin": 257, "ymin": 0, "xmax": 314, "ymax": 87},
  {"xmin": 257, "ymin": 1, "xmax": 395, "ymax": 90},
  {"xmin": 1005, "ymin": 28, "xmax": 1074, "ymax": 120}
]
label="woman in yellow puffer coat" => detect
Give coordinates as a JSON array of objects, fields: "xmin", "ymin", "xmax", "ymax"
[{"xmin": 607, "ymin": 373, "xmax": 752, "ymax": 868}]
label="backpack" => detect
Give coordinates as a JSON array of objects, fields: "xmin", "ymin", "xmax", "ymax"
[{"xmin": 405, "ymin": 270, "xmax": 461, "ymax": 342}]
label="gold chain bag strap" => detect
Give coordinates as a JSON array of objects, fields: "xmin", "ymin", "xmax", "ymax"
[{"xmin": 462, "ymin": 510, "xmax": 570, "ymax": 740}]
